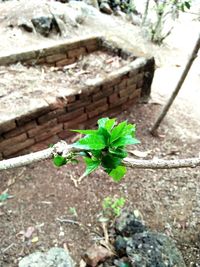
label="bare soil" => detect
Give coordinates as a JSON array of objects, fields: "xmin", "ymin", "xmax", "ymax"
[
  {"xmin": 0, "ymin": 1, "xmax": 200, "ymax": 267},
  {"xmin": 0, "ymin": 101, "xmax": 200, "ymax": 266}
]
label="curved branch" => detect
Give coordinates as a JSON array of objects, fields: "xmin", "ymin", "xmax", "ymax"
[
  {"xmin": 0, "ymin": 141, "xmax": 200, "ymax": 171},
  {"xmin": 0, "ymin": 147, "xmax": 53, "ymax": 171}
]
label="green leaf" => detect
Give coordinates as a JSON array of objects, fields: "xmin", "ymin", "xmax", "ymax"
[
  {"xmin": 98, "ymin": 127, "xmax": 110, "ymax": 145},
  {"xmin": 83, "ymin": 157, "xmax": 100, "ymax": 176},
  {"xmin": 115, "ymin": 197, "xmax": 126, "ymax": 207},
  {"xmin": 91, "ymin": 150, "xmax": 102, "ymax": 159},
  {"xmin": 72, "ymin": 134, "xmax": 106, "ymax": 150},
  {"xmin": 53, "ymin": 155, "xmax": 67, "ymax": 167},
  {"xmin": 102, "ymin": 154, "xmax": 122, "ymax": 169},
  {"xmin": 109, "ymin": 147, "xmax": 128, "ymax": 159},
  {"xmin": 71, "ymin": 129, "xmax": 98, "ymax": 135},
  {"xmin": 109, "ymin": 166, "xmax": 127, "ymax": 182},
  {"xmin": 97, "ymin": 117, "xmax": 110, "ymax": 129},
  {"xmin": 110, "ymin": 121, "xmax": 127, "ymax": 143},
  {"xmin": 184, "ymin": 1, "xmax": 191, "ymax": 9},
  {"xmin": 112, "ymin": 135, "xmax": 140, "ymax": 148},
  {"xmin": 123, "ymin": 124, "xmax": 136, "ymax": 137},
  {"xmin": 105, "ymin": 118, "xmax": 116, "ymax": 131}
]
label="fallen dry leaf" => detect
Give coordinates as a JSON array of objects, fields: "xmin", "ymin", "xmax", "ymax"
[{"xmin": 24, "ymin": 226, "xmax": 35, "ymax": 239}]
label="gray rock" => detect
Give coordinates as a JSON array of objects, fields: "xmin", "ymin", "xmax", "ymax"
[
  {"xmin": 99, "ymin": 3, "xmax": 112, "ymax": 14},
  {"xmin": 115, "ymin": 210, "xmax": 147, "ymax": 237},
  {"xmin": 31, "ymin": 16, "xmax": 53, "ymax": 37},
  {"xmin": 114, "ymin": 235, "xmax": 127, "ymax": 256},
  {"xmin": 126, "ymin": 231, "xmax": 186, "ymax": 267},
  {"xmin": 18, "ymin": 18, "xmax": 34, "ymax": 32},
  {"xmin": 19, "ymin": 247, "xmax": 75, "ymax": 267}
]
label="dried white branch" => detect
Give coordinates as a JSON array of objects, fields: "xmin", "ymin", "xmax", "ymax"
[
  {"xmin": 0, "ymin": 141, "xmax": 200, "ymax": 171},
  {"xmin": 123, "ymin": 157, "xmax": 200, "ymax": 169}
]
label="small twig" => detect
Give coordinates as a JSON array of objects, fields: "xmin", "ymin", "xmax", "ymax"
[
  {"xmin": 56, "ymin": 218, "xmax": 81, "ymax": 226},
  {"xmin": 2, "ymin": 243, "xmax": 15, "ymax": 253},
  {"xmin": 101, "ymin": 221, "xmax": 109, "ymax": 245},
  {"xmin": 69, "ymin": 174, "xmax": 79, "ymax": 188}
]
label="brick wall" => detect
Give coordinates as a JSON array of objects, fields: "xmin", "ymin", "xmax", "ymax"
[{"xmin": 0, "ymin": 36, "xmax": 155, "ymax": 159}]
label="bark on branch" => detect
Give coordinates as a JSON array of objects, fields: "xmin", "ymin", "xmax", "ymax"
[
  {"xmin": 123, "ymin": 157, "xmax": 200, "ymax": 169},
  {"xmin": 0, "ymin": 141, "xmax": 200, "ymax": 171}
]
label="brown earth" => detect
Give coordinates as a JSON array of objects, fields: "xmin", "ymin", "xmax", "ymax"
[{"xmin": 0, "ymin": 0, "xmax": 200, "ymax": 266}]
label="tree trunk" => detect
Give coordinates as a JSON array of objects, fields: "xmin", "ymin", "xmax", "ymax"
[{"xmin": 150, "ymin": 33, "xmax": 200, "ymax": 135}]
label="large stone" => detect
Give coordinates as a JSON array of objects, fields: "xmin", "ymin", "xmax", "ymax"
[
  {"xmin": 18, "ymin": 18, "xmax": 34, "ymax": 32},
  {"xmin": 115, "ymin": 210, "xmax": 147, "ymax": 237},
  {"xmin": 126, "ymin": 232, "xmax": 186, "ymax": 267},
  {"xmin": 19, "ymin": 247, "xmax": 75, "ymax": 267},
  {"xmin": 99, "ymin": 3, "xmax": 113, "ymax": 14},
  {"xmin": 31, "ymin": 15, "xmax": 53, "ymax": 37}
]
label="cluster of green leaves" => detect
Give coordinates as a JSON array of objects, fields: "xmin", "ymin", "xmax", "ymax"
[
  {"xmin": 53, "ymin": 117, "xmax": 139, "ymax": 182},
  {"xmin": 171, "ymin": 0, "xmax": 191, "ymax": 12},
  {"xmin": 102, "ymin": 196, "xmax": 125, "ymax": 218},
  {"xmin": 72, "ymin": 118, "xmax": 139, "ymax": 181}
]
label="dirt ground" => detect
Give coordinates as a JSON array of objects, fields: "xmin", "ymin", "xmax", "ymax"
[{"xmin": 0, "ymin": 1, "xmax": 200, "ymax": 267}]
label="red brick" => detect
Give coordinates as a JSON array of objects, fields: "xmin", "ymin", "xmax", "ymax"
[
  {"xmin": 92, "ymin": 87, "xmax": 113, "ymax": 101},
  {"xmin": 3, "ymin": 120, "xmax": 37, "ymax": 138},
  {"xmin": 17, "ymin": 106, "xmax": 51, "ymax": 126},
  {"xmin": 58, "ymin": 130, "xmax": 73, "ymax": 140},
  {"xmin": 56, "ymin": 57, "xmax": 76, "ymax": 67},
  {"xmin": 129, "ymin": 88, "xmax": 141, "ymax": 100},
  {"xmin": 3, "ymin": 138, "xmax": 35, "ymax": 157},
  {"xmin": 86, "ymin": 98, "xmax": 107, "ymax": 112},
  {"xmin": 86, "ymin": 44, "xmax": 98, "ymax": 52},
  {"xmin": 0, "ymin": 120, "xmax": 16, "ymax": 134},
  {"xmin": 128, "ymin": 68, "xmax": 138, "ymax": 77},
  {"xmin": 58, "ymin": 108, "xmax": 84, "ymax": 123},
  {"xmin": 137, "ymin": 79, "xmax": 144, "ymax": 88},
  {"xmin": 46, "ymin": 53, "xmax": 67, "ymax": 63},
  {"xmin": 64, "ymin": 113, "xmax": 88, "ymax": 129},
  {"xmin": 114, "ymin": 78, "xmax": 128, "ymax": 93},
  {"xmin": 0, "ymin": 133, "xmax": 27, "ymax": 151},
  {"xmin": 67, "ymin": 47, "xmax": 86, "ymax": 58},
  {"xmin": 102, "ymin": 77, "xmax": 122, "ymax": 90},
  {"xmin": 35, "ymin": 124, "xmax": 63, "ymax": 142},
  {"xmin": 119, "ymin": 84, "xmax": 137, "ymax": 98},
  {"xmin": 127, "ymin": 76, "xmax": 138, "ymax": 86},
  {"xmin": 67, "ymin": 100, "xmax": 91, "ymax": 111},
  {"xmin": 28, "ymin": 119, "xmax": 57, "ymax": 137},
  {"xmin": 38, "ymin": 108, "xmax": 66, "ymax": 124},
  {"xmin": 109, "ymin": 96, "xmax": 128, "ymax": 108},
  {"xmin": 88, "ymin": 104, "xmax": 109, "ymax": 118},
  {"xmin": 30, "ymin": 135, "xmax": 60, "ymax": 152},
  {"xmin": 108, "ymin": 93, "xmax": 120, "ymax": 104}
]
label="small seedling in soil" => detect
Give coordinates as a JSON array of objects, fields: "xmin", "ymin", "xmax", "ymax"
[
  {"xmin": 102, "ymin": 196, "xmax": 126, "ymax": 220},
  {"xmin": 69, "ymin": 207, "xmax": 78, "ymax": 217}
]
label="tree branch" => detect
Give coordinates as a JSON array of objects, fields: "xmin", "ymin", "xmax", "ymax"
[
  {"xmin": 123, "ymin": 157, "xmax": 200, "ymax": 169},
  {"xmin": 0, "ymin": 141, "xmax": 200, "ymax": 171}
]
